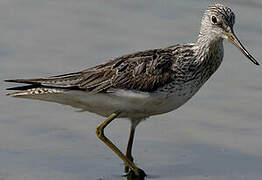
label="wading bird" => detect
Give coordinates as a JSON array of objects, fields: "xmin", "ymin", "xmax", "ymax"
[{"xmin": 6, "ymin": 4, "xmax": 259, "ymax": 178}]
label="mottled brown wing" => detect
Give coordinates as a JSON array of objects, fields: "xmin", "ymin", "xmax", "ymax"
[
  {"xmin": 78, "ymin": 48, "xmax": 175, "ymax": 93},
  {"xmin": 6, "ymin": 48, "xmax": 177, "ymax": 93}
]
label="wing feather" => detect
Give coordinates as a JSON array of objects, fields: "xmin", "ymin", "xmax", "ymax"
[{"xmin": 6, "ymin": 45, "xmax": 195, "ymax": 93}]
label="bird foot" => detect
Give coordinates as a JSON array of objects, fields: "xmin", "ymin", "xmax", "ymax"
[{"xmin": 124, "ymin": 168, "xmax": 147, "ymax": 180}]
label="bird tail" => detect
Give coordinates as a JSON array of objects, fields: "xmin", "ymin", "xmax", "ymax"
[{"xmin": 4, "ymin": 79, "xmax": 64, "ymax": 97}]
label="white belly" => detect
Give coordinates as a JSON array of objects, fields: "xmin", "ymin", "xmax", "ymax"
[
  {"xmin": 51, "ymin": 87, "xmax": 198, "ymax": 119},
  {"xmin": 64, "ymin": 89, "xmax": 187, "ymax": 118},
  {"xmin": 14, "ymin": 82, "xmax": 201, "ymax": 120}
]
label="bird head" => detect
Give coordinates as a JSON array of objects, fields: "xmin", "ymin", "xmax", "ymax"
[{"xmin": 199, "ymin": 4, "xmax": 259, "ymax": 65}]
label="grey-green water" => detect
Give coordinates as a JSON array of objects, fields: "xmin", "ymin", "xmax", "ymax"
[{"xmin": 1, "ymin": 0, "xmax": 262, "ymax": 180}]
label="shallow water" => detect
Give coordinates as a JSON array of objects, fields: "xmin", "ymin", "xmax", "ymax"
[{"xmin": 1, "ymin": 0, "xmax": 262, "ymax": 180}]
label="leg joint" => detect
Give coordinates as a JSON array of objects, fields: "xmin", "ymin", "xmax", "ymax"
[{"xmin": 96, "ymin": 126, "xmax": 104, "ymax": 138}]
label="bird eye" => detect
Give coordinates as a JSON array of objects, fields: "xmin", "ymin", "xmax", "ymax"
[{"xmin": 211, "ymin": 16, "xmax": 217, "ymax": 24}]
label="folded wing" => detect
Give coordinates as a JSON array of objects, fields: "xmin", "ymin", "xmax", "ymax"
[{"xmin": 6, "ymin": 48, "xmax": 178, "ymax": 93}]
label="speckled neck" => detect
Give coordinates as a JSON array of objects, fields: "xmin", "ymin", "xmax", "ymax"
[
  {"xmin": 196, "ymin": 33, "xmax": 224, "ymax": 65},
  {"xmin": 192, "ymin": 35, "xmax": 224, "ymax": 85}
]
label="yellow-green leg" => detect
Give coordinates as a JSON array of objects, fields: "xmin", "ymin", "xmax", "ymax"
[
  {"xmin": 96, "ymin": 112, "xmax": 145, "ymax": 177},
  {"xmin": 125, "ymin": 125, "xmax": 136, "ymax": 173}
]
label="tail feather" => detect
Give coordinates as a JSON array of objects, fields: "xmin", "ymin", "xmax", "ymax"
[
  {"xmin": 6, "ymin": 84, "xmax": 41, "ymax": 91},
  {"xmin": 5, "ymin": 78, "xmax": 42, "ymax": 92},
  {"xmin": 4, "ymin": 78, "xmax": 42, "ymax": 84},
  {"xmin": 7, "ymin": 87, "xmax": 64, "ymax": 97},
  {"xmin": 5, "ymin": 78, "xmax": 82, "ymax": 96}
]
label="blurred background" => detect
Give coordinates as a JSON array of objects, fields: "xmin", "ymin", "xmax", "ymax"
[{"xmin": 1, "ymin": 0, "xmax": 262, "ymax": 180}]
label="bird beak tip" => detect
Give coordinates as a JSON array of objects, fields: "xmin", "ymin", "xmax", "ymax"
[{"xmin": 226, "ymin": 32, "xmax": 259, "ymax": 66}]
